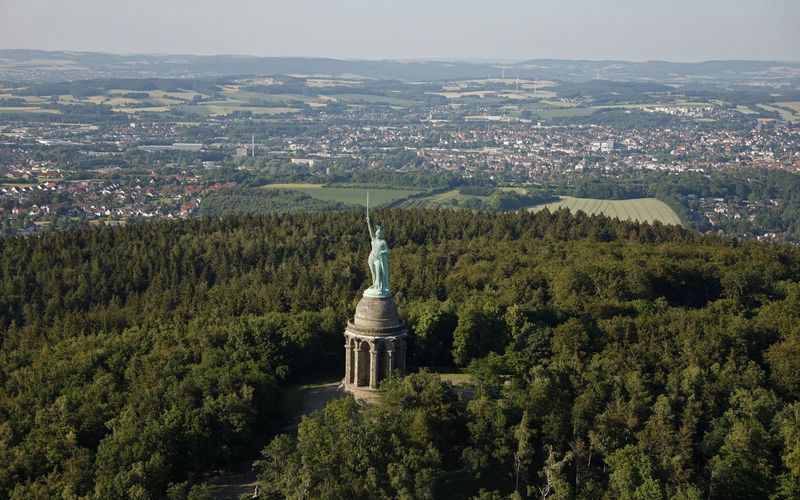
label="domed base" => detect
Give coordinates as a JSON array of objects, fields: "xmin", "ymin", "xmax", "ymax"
[{"xmin": 349, "ymin": 294, "xmax": 405, "ymax": 335}]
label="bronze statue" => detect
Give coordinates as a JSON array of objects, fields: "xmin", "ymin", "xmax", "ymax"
[{"xmin": 365, "ymin": 193, "xmax": 390, "ymax": 297}]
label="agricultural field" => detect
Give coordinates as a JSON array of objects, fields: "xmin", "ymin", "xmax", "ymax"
[
  {"xmin": 262, "ymin": 184, "xmax": 420, "ymax": 206},
  {"xmin": 0, "ymin": 107, "xmax": 60, "ymax": 114},
  {"xmin": 421, "ymin": 189, "xmax": 484, "ymax": 205},
  {"xmin": 776, "ymin": 101, "xmax": 800, "ymax": 113},
  {"xmin": 112, "ymin": 106, "xmax": 170, "ymax": 114},
  {"xmin": 765, "ymin": 102, "xmax": 800, "ymax": 122},
  {"xmin": 527, "ymin": 196, "xmax": 682, "ymax": 225}
]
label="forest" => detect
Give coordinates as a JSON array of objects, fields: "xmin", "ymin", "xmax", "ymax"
[{"xmin": 0, "ymin": 208, "xmax": 798, "ymax": 498}]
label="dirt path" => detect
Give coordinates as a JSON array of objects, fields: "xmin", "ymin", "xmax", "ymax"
[
  {"xmin": 206, "ymin": 382, "xmax": 344, "ymax": 499},
  {"xmin": 282, "ymin": 382, "xmax": 344, "ymax": 435}
]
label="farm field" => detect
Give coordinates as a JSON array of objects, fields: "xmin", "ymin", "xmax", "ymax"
[
  {"xmin": 758, "ymin": 104, "xmax": 800, "ymax": 122},
  {"xmin": 113, "ymin": 106, "xmax": 170, "ymax": 114},
  {"xmin": 262, "ymin": 184, "xmax": 420, "ymax": 206},
  {"xmin": 0, "ymin": 107, "xmax": 60, "ymax": 114},
  {"xmin": 422, "ymin": 189, "xmax": 484, "ymax": 204},
  {"xmin": 527, "ymin": 196, "xmax": 682, "ymax": 225},
  {"xmin": 776, "ymin": 101, "xmax": 800, "ymax": 113}
]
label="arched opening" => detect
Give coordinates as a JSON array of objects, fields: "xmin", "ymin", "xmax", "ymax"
[
  {"xmin": 375, "ymin": 342, "xmax": 385, "ymax": 385},
  {"xmin": 357, "ymin": 340, "xmax": 370, "ymax": 387},
  {"xmin": 384, "ymin": 339, "xmax": 396, "ymax": 379}
]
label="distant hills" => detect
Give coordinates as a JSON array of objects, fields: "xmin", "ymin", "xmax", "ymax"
[{"xmin": 1, "ymin": 49, "xmax": 798, "ymax": 84}]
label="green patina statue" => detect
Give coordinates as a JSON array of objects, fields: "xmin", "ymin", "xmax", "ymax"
[{"xmin": 365, "ymin": 213, "xmax": 390, "ymax": 297}]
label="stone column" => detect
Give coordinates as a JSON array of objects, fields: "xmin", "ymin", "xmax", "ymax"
[
  {"xmin": 344, "ymin": 337, "xmax": 352, "ymax": 385},
  {"xmin": 387, "ymin": 345, "xmax": 395, "ymax": 378},
  {"xmin": 353, "ymin": 342, "xmax": 362, "ymax": 387},
  {"xmin": 369, "ymin": 343, "xmax": 379, "ymax": 389}
]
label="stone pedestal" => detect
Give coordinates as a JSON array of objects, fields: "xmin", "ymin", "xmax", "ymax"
[{"xmin": 343, "ymin": 294, "xmax": 408, "ymax": 396}]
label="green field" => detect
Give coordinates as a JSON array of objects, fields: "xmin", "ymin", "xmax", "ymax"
[
  {"xmin": 528, "ymin": 196, "xmax": 682, "ymax": 225},
  {"xmin": 759, "ymin": 103, "xmax": 800, "ymax": 122},
  {"xmin": 776, "ymin": 101, "xmax": 800, "ymax": 113},
  {"xmin": 421, "ymin": 189, "xmax": 485, "ymax": 205},
  {"xmin": 262, "ymin": 184, "xmax": 420, "ymax": 206},
  {"xmin": 0, "ymin": 107, "xmax": 61, "ymax": 114}
]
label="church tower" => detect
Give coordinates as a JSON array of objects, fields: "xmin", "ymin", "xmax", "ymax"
[{"xmin": 343, "ymin": 211, "xmax": 408, "ymax": 396}]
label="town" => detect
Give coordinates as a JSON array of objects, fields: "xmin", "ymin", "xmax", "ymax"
[{"xmin": 1, "ymin": 72, "xmax": 799, "ymax": 241}]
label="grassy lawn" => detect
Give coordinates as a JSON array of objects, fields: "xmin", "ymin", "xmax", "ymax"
[
  {"xmin": 262, "ymin": 184, "xmax": 420, "ymax": 206},
  {"xmin": 528, "ymin": 196, "xmax": 682, "ymax": 225}
]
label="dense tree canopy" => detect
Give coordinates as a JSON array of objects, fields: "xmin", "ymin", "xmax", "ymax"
[{"xmin": 0, "ymin": 208, "xmax": 798, "ymax": 497}]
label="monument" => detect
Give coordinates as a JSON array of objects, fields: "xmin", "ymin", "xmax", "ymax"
[{"xmin": 342, "ymin": 200, "xmax": 408, "ymax": 396}]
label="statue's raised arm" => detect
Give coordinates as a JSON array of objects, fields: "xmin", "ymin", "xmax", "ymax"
[{"xmin": 367, "ymin": 215, "xmax": 374, "ymax": 241}]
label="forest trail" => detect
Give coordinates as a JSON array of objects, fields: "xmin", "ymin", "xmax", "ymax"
[{"xmin": 206, "ymin": 382, "xmax": 344, "ymax": 499}]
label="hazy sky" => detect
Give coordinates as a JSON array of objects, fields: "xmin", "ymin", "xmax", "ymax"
[{"xmin": 1, "ymin": 0, "xmax": 798, "ymax": 61}]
